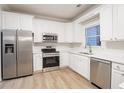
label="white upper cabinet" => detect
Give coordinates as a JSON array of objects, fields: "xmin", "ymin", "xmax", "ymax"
[
  {"xmin": 55, "ymin": 22, "xmax": 65, "ymax": 42},
  {"xmin": 2, "ymin": 11, "xmax": 33, "ymax": 31},
  {"xmin": 2, "ymin": 11, "xmax": 20, "ymax": 29},
  {"xmin": 100, "ymin": 5, "xmax": 113, "ymax": 41},
  {"xmin": 73, "ymin": 22, "xmax": 83, "ymax": 43},
  {"xmin": 33, "ymin": 19, "xmax": 65, "ymax": 43},
  {"xmin": 33, "ymin": 19, "xmax": 42, "ymax": 42},
  {"xmin": 20, "ymin": 14, "xmax": 33, "ymax": 31},
  {"xmin": 64, "ymin": 23, "xmax": 73, "ymax": 43},
  {"xmin": 100, "ymin": 5, "xmax": 124, "ymax": 41},
  {"xmin": 113, "ymin": 5, "xmax": 124, "ymax": 40}
]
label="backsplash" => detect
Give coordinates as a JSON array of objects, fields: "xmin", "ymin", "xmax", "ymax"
[{"xmin": 71, "ymin": 41, "xmax": 124, "ymax": 56}]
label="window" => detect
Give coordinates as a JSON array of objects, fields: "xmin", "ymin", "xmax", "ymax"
[{"xmin": 85, "ymin": 25, "xmax": 101, "ymax": 46}]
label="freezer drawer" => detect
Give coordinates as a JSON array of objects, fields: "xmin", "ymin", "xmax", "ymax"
[{"xmin": 90, "ymin": 58, "xmax": 111, "ymax": 89}]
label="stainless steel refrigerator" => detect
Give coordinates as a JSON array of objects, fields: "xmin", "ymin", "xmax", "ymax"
[{"xmin": 1, "ymin": 29, "xmax": 33, "ymax": 80}]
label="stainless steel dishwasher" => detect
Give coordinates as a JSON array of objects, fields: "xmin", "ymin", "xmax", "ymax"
[{"xmin": 90, "ymin": 57, "xmax": 111, "ymax": 89}]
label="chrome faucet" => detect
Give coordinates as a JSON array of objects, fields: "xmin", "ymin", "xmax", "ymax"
[{"xmin": 88, "ymin": 45, "xmax": 92, "ymax": 54}]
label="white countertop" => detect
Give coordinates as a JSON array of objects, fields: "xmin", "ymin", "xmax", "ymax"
[
  {"xmin": 32, "ymin": 49, "xmax": 124, "ymax": 65},
  {"xmin": 68, "ymin": 51, "xmax": 124, "ymax": 65}
]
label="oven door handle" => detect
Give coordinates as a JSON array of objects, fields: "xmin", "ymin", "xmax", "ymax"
[{"xmin": 43, "ymin": 55, "xmax": 59, "ymax": 58}]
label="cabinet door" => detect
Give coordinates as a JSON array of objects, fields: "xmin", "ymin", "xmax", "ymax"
[
  {"xmin": 20, "ymin": 14, "xmax": 33, "ymax": 31},
  {"xmin": 75, "ymin": 55, "xmax": 90, "ymax": 80},
  {"xmin": 78, "ymin": 56, "xmax": 90, "ymax": 80},
  {"xmin": 73, "ymin": 22, "xmax": 83, "ymax": 43},
  {"xmin": 65, "ymin": 23, "xmax": 73, "ymax": 42},
  {"xmin": 69, "ymin": 54, "xmax": 73, "ymax": 69},
  {"xmin": 100, "ymin": 5, "xmax": 113, "ymax": 41},
  {"xmin": 113, "ymin": 5, "xmax": 124, "ymax": 40},
  {"xmin": 111, "ymin": 70, "xmax": 124, "ymax": 89},
  {"xmin": 69, "ymin": 54, "xmax": 75, "ymax": 70},
  {"xmin": 57, "ymin": 23, "xmax": 65, "ymax": 42},
  {"xmin": 60, "ymin": 51, "xmax": 69, "ymax": 67},
  {"xmin": 33, "ymin": 54, "xmax": 42, "ymax": 71},
  {"xmin": 33, "ymin": 32, "xmax": 42, "ymax": 42},
  {"xmin": 2, "ymin": 11, "xmax": 20, "ymax": 29},
  {"xmin": 33, "ymin": 19, "xmax": 42, "ymax": 42}
]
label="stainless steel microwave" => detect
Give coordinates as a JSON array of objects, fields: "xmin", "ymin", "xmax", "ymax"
[{"xmin": 42, "ymin": 33, "xmax": 58, "ymax": 43}]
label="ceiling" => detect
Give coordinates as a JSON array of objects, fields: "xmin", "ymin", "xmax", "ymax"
[{"xmin": 7, "ymin": 4, "xmax": 95, "ymax": 22}]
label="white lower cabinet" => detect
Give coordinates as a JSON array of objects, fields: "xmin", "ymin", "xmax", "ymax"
[
  {"xmin": 111, "ymin": 63, "xmax": 124, "ymax": 89},
  {"xmin": 60, "ymin": 51, "xmax": 69, "ymax": 67},
  {"xmin": 76, "ymin": 55, "xmax": 90, "ymax": 80},
  {"xmin": 69, "ymin": 53, "xmax": 90, "ymax": 80},
  {"xmin": 69, "ymin": 53, "xmax": 76, "ymax": 71},
  {"xmin": 33, "ymin": 53, "xmax": 42, "ymax": 71}
]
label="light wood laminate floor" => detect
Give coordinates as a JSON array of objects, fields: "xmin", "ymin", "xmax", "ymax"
[{"xmin": 0, "ymin": 68, "xmax": 97, "ymax": 89}]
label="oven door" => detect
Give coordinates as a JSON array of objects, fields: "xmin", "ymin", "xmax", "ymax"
[{"xmin": 43, "ymin": 56, "xmax": 59, "ymax": 68}]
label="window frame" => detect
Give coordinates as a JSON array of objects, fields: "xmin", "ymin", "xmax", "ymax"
[{"xmin": 85, "ymin": 24, "xmax": 101, "ymax": 47}]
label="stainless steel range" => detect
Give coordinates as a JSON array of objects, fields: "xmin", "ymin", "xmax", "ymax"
[{"xmin": 42, "ymin": 48, "xmax": 60, "ymax": 72}]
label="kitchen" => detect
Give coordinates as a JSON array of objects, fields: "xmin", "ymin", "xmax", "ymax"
[{"xmin": 0, "ymin": 4, "xmax": 124, "ymax": 89}]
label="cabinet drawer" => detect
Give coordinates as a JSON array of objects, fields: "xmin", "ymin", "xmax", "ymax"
[{"xmin": 112, "ymin": 63, "xmax": 124, "ymax": 71}]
